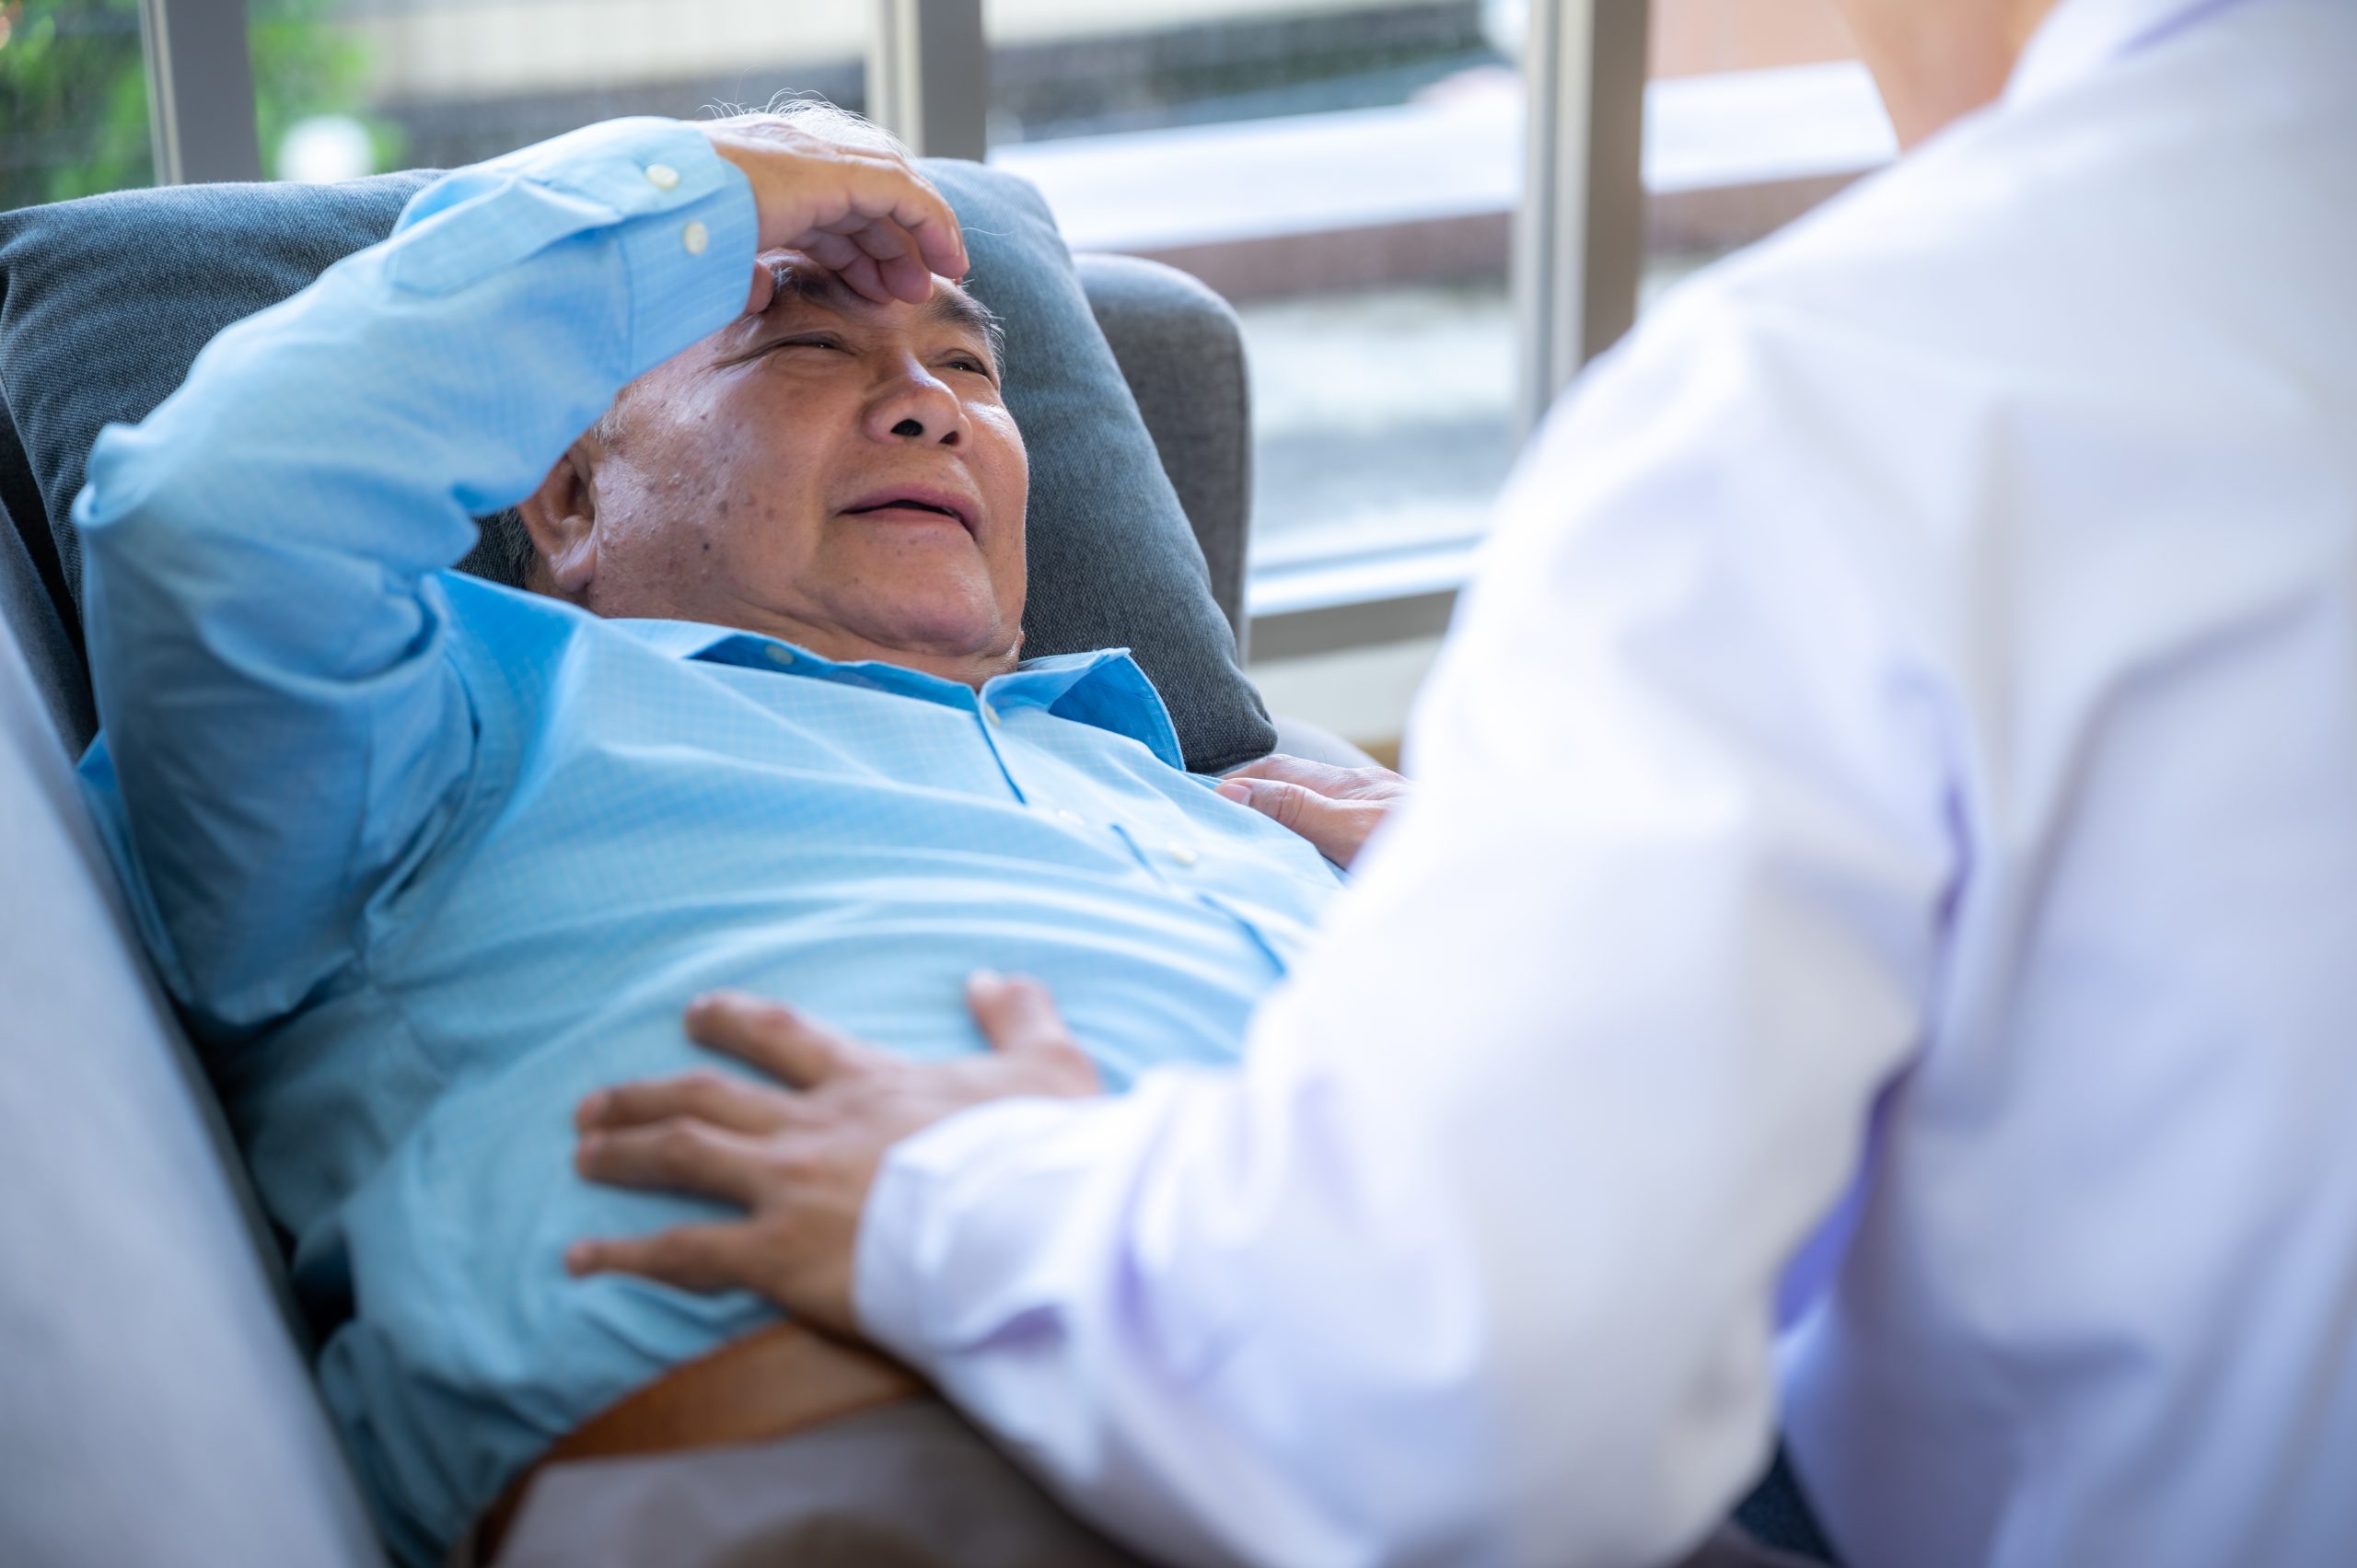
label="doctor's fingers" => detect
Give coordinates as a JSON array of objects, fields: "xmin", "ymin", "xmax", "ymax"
[
  {"xmin": 576, "ymin": 1068, "xmax": 801, "ymax": 1137},
  {"xmin": 962, "ymin": 972, "xmax": 1103, "ymax": 1094},
  {"xmin": 575, "ymin": 1117, "xmax": 770, "ymax": 1207},
  {"xmin": 564, "ymin": 1221, "xmax": 763, "ymax": 1295},
  {"xmin": 685, "ymin": 991, "xmax": 874, "ymax": 1088}
]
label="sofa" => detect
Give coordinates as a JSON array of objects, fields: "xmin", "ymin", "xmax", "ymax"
[{"xmin": 0, "ymin": 151, "xmax": 1819, "ymax": 1567}]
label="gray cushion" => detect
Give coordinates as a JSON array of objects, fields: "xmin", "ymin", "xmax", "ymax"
[
  {"xmin": 1075, "ymin": 253, "xmax": 1253, "ymax": 654},
  {"xmin": 0, "ymin": 620, "xmax": 386, "ymax": 1568},
  {"xmin": 0, "ymin": 157, "xmax": 1272, "ymax": 772}
]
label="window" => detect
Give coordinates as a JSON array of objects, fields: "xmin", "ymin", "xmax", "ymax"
[
  {"xmin": 245, "ymin": 0, "xmax": 868, "ymax": 183},
  {"xmin": 1, "ymin": 1, "xmax": 155, "ymax": 210},
  {"xmin": 23, "ymin": 0, "xmax": 1672, "ymax": 650},
  {"xmin": 981, "ymin": 1, "xmax": 1527, "ymax": 579},
  {"xmin": 1640, "ymin": 0, "xmax": 1893, "ymax": 307}
]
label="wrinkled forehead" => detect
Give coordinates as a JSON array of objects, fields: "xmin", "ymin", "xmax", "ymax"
[{"xmin": 760, "ymin": 253, "xmax": 1004, "ymax": 361}]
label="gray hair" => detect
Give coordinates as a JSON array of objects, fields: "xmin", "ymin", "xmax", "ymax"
[{"xmin": 461, "ymin": 98, "xmax": 910, "ymax": 591}]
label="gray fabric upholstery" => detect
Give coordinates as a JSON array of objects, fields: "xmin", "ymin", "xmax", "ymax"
[
  {"xmin": 0, "ymin": 490, "xmax": 91, "ymax": 753},
  {"xmin": 0, "ymin": 621, "xmax": 386, "ymax": 1568},
  {"xmin": 1269, "ymin": 713, "xmax": 1379, "ymax": 770},
  {"xmin": 1076, "ymin": 253, "xmax": 1253, "ymax": 654},
  {"xmin": 0, "ymin": 161, "xmax": 1273, "ymax": 772}
]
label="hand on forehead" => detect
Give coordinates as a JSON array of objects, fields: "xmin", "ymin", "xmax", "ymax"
[
  {"xmin": 694, "ymin": 110, "xmax": 968, "ymax": 308},
  {"xmin": 747, "ymin": 250, "xmax": 1004, "ymax": 370}
]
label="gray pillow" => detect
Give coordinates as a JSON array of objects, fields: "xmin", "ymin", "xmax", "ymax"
[{"xmin": 0, "ymin": 157, "xmax": 1272, "ymax": 772}]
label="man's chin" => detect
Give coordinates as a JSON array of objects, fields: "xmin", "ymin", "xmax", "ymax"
[{"xmin": 832, "ymin": 598, "xmax": 1016, "ymax": 668}]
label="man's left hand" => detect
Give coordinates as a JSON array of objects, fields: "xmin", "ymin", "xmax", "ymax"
[
  {"xmin": 1216, "ymin": 753, "xmax": 1411, "ymax": 869},
  {"xmin": 566, "ymin": 974, "xmax": 1102, "ymax": 1337}
]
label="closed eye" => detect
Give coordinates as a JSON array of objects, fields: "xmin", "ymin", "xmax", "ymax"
[{"xmin": 763, "ymin": 333, "xmax": 848, "ymax": 355}]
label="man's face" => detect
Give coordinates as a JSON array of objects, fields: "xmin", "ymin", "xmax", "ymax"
[{"xmin": 527, "ymin": 255, "xmax": 1028, "ymax": 680}]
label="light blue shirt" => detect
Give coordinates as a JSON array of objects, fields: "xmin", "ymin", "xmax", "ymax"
[{"xmin": 70, "ymin": 119, "xmax": 1343, "ymax": 1565}]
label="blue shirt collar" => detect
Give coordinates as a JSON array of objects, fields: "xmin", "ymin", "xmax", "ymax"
[{"xmin": 611, "ymin": 619, "xmax": 1188, "ymax": 772}]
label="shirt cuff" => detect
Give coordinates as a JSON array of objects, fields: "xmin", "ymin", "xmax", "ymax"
[{"xmin": 385, "ymin": 117, "xmax": 757, "ymax": 373}]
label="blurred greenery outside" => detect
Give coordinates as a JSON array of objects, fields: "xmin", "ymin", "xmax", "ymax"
[{"xmin": 1, "ymin": 0, "xmax": 399, "ymax": 212}]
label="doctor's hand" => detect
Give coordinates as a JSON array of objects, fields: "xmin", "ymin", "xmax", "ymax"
[
  {"xmin": 1215, "ymin": 753, "xmax": 1411, "ymax": 870},
  {"xmin": 565, "ymin": 975, "xmax": 1101, "ymax": 1338},
  {"xmin": 696, "ymin": 113, "xmax": 968, "ymax": 309}
]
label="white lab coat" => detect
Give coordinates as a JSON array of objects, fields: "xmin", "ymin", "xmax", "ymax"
[{"xmin": 853, "ymin": 0, "xmax": 2357, "ymax": 1562}]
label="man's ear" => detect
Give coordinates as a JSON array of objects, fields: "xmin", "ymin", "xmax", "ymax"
[{"xmin": 517, "ymin": 441, "xmax": 600, "ymax": 598}]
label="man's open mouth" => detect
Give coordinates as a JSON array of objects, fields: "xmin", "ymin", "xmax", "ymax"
[{"xmin": 842, "ymin": 488, "xmax": 977, "ymax": 533}]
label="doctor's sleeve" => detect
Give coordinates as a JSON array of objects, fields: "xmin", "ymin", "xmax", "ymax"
[
  {"xmin": 70, "ymin": 120, "xmax": 755, "ymax": 1028},
  {"xmin": 853, "ymin": 290, "xmax": 1962, "ymax": 1567}
]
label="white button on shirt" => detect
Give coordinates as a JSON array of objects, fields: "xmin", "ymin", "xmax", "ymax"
[
  {"xmin": 851, "ymin": 3, "xmax": 2357, "ymax": 1566},
  {"xmin": 679, "ymin": 219, "xmax": 709, "ymax": 255},
  {"xmin": 643, "ymin": 162, "xmax": 680, "ymax": 191}
]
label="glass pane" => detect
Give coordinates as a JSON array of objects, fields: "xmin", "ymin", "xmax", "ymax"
[
  {"xmin": 1, "ymin": 0, "xmax": 156, "ymax": 212},
  {"xmin": 246, "ymin": 0, "xmax": 867, "ymax": 184},
  {"xmin": 1641, "ymin": 0, "xmax": 1894, "ymax": 308},
  {"xmin": 985, "ymin": 0, "xmax": 1525, "ymax": 570}
]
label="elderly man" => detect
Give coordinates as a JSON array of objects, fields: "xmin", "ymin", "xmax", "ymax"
[
  {"xmin": 567, "ymin": 1, "xmax": 2357, "ymax": 1566},
  {"xmin": 69, "ymin": 110, "xmax": 1383, "ymax": 1567}
]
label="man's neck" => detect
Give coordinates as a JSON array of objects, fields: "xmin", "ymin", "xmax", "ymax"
[{"xmin": 748, "ymin": 622, "xmax": 1023, "ymax": 690}]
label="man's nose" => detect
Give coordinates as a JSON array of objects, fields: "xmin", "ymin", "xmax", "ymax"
[{"xmin": 866, "ymin": 364, "xmax": 965, "ymax": 448}]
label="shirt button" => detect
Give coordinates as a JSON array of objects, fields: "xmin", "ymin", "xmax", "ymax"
[
  {"xmin": 644, "ymin": 162, "xmax": 680, "ymax": 191},
  {"xmin": 681, "ymin": 219, "xmax": 710, "ymax": 255},
  {"xmin": 1165, "ymin": 841, "xmax": 1202, "ymax": 868},
  {"xmin": 763, "ymin": 645, "xmax": 794, "ymax": 667}
]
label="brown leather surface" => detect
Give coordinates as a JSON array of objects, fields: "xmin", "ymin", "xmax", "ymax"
[{"xmin": 476, "ymin": 1320, "xmax": 924, "ymax": 1562}]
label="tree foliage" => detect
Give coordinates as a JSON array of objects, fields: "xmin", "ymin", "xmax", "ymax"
[{"xmin": 1, "ymin": 0, "xmax": 392, "ymax": 213}]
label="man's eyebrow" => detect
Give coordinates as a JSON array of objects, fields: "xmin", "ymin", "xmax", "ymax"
[
  {"xmin": 755, "ymin": 265, "xmax": 1004, "ymax": 369},
  {"xmin": 926, "ymin": 285, "xmax": 1007, "ymax": 369}
]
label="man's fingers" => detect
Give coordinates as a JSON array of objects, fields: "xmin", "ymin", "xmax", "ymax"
[
  {"xmin": 1224, "ymin": 752, "xmax": 1358, "ymax": 795},
  {"xmin": 575, "ymin": 1069, "xmax": 794, "ymax": 1136},
  {"xmin": 783, "ymin": 157, "xmax": 964, "ymax": 285},
  {"xmin": 575, "ymin": 1117, "xmax": 766, "ymax": 1206},
  {"xmin": 825, "ymin": 155, "xmax": 965, "ymax": 279},
  {"xmin": 706, "ymin": 124, "xmax": 968, "ymax": 290},
  {"xmin": 1213, "ymin": 777, "xmax": 1385, "ymax": 868},
  {"xmin": 1215, "ymin": 774, "xmax": 1316, "ymax": 834},
  {"xmin": 686, "ymin": 991, "xmax": 867, "ymax": 1087},
  {"xmin": 565, "ymin": 1223, "xmax": 760, "ymax": 1295}
]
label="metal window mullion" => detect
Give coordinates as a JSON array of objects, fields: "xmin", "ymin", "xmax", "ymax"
[
  {"xmin": 139, "ymin": 0, "xmax": 263, "ymax": 185},
  {"xmin": 869, "ymin": 0, "xmax": 990, "ymax": 160},
  {"xmin": 1513, "ymin": 0, "xmax": 1649, "ymax": 435}
]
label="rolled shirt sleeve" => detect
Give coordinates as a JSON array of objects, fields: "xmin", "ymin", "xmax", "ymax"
[
  {"xmin": 73, "ymin": 119, "xmax": 757, "ymax": 1028},
  {"xmin": 853, "ymin": 278, "xmax": 1961, "ymax": 1567}
]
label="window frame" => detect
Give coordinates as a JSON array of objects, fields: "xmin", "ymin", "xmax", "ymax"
[{"xmin": 141, "ymin": 0, "xmax": 1648, "ymax": 657}]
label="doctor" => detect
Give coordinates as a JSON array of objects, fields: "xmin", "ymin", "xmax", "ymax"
[{"xmin": 565, "ymin": 0, "xmax": 2357, "ymax": 1562}]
